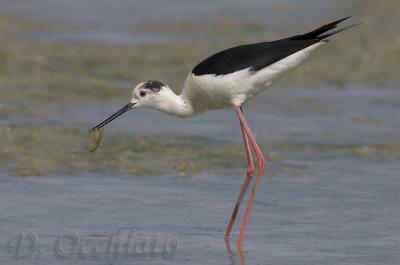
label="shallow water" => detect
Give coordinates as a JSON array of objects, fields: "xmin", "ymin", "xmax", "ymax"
[
  {"xmin": 0, "ymin": 0, "xmax": 333, "ymax": 45},
  {"xmin": 1, "ymin": 157, "xmax": 400, "ymax": 265}
]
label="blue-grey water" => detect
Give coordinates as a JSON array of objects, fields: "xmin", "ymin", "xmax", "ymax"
[
  {"xmin": 1, "ymin": 158, "xmax": 399, "ymax": 265},
  {"xmin": 1, "ymin": 1, "xmax": 399, "ymax": 265},
  {"xmin": 0, "ymin": 0, "xmax": 334, "ymax": 45}
]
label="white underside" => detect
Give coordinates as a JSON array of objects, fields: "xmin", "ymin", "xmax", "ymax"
[{"xmin": 182, "ymin": 42, "xmax": 324, "ymax": 114}]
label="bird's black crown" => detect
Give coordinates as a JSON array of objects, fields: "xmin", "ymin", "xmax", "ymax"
[{"xmin": 142, "ymin": 80, "xmax": 165, "ymax": 92}]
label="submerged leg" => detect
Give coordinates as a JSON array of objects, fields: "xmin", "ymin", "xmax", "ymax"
[
  {"xmin": 225, "ymin": 238, "xmax": 247, "ymax": 265},
  {"xmin": 225, "ymin": 107, "xmax": 255, "ymax": 240},
  {"xmin": 234, "ymin": 105, "xmax": 266, "ymax": 245}
]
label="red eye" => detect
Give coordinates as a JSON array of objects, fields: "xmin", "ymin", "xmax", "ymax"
[{"xmin": 139, "ymin": 90, "xmax": 147, "ymax": 97}]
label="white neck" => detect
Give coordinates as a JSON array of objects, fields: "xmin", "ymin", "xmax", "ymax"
[{"xmin": 152, "ymin": 87, "xmax": 194, "ymax": 118}]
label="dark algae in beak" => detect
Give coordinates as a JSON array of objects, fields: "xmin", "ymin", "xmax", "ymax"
[
  {"xmin": 88, "ymin": 127, "xmax": 104, "ymax": 153},
  {"xmin": 87, "ymin": 102, "xmax": 134, "ymax": 153}
]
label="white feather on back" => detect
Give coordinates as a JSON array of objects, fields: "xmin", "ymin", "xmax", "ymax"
[
  {"xmin": 183, "ymin": 42, "xmax": 324, "ymax": 111},
  {"xmin": 251, "ymin": 42, "xmax": 325, "ymax": 87}
]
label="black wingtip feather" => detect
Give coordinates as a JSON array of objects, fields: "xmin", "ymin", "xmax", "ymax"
[
  {"xmin": 317, "ymin": 22, "xmax": 362, "ymax": 40},
  {"xmin": 191, "ymin": 17, "xmax": 358, "ymax": 76},
  {"xmin": 289, "ymin": 17, "xmax": 352, "ymax": 41}
]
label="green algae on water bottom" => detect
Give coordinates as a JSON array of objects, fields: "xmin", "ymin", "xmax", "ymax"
[
  {"xmin": 1, "ymin": 126, "xmax": 249, "ymax": 177},
  {"xmin": 1, "ymin": 125, "xmax": 399, "ymax": 177}
]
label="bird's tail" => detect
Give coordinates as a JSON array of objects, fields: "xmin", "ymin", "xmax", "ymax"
[{"xmin": 289, "ymin": 17, "xmax": 361, "ymax": 41}]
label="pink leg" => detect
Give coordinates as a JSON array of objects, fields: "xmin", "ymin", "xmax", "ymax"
[
  {"xmin": 234, "ymin": 106, "xmax": 266, "ymax": 245},
  {"xmin": 237, "ymin": 243, "xmax": 246, "ymax": 265},
  {"xmin": 225, "ymin": 108, "xmax": 255, "ymax": 240}
]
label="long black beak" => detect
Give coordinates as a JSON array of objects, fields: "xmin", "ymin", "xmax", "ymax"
[{"xmin": 88, "ymin": 102, "xmax": 135, "ymax": 133}]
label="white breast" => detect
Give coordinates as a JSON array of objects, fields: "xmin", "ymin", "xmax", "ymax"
[{"xmin": 183, "ymin": 42, "xmax": 324, "ymax": 113}]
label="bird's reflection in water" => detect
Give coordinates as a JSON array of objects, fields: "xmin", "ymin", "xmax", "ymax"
[{"xmin": 225, "ymin": 239, "xmax": 246, "ymax": 265}]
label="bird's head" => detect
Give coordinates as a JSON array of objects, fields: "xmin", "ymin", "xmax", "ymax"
[
  {"xmin": 130, "ymin": 80, "xmax": 168, "ymax": 108},
  {"xmin": 88, "ymin": 80, "xmax": 174, "ymax": 133}
]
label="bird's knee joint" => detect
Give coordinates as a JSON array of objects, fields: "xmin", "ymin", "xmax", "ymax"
[
  {"xmin": 258, "ymin": 156, "xmax": 266, "ymax": 169},
  {"xmin": 247, "ymin": 167, "xmax": 255, "ymax": 177}
]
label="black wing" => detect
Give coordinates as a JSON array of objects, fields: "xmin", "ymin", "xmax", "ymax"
[{"xmin": 192, "ymin": 17, "xmax": 352, "ymax": 76}]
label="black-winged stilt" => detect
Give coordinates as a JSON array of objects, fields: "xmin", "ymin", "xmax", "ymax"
[{"xmin": 89, "ymin": 17, "xmax": 357, "ymax": 245}]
